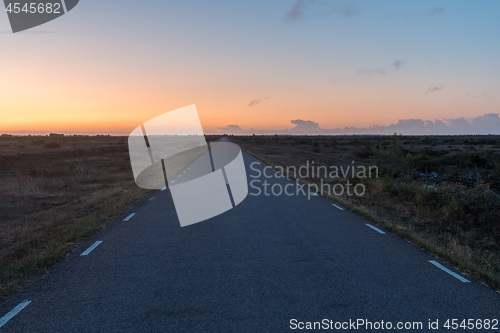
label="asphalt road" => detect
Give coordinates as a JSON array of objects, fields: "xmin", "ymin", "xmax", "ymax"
[{"xmin": 0, "ymin": 144, "xmax": 498, "ymax": 332}]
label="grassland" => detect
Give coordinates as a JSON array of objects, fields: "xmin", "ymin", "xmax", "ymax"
[{"xmin": 232, "ymin": 134, "xmax": 500, "ymax": 290}]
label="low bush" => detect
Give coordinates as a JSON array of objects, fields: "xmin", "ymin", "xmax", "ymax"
[{"xmin": 43, "ymin": 142, "xmax": 61, "ymax": 149}]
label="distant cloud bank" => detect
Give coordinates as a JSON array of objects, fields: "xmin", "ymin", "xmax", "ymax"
[
  {"xmin": 290, "ymin": 119, "xmax": 320, "ymax": 132},
  {"xmin": 219, "ymin": 125, "xmax": 242, "ymax": 132},
  {"xmin": 212, "ymin": 113, "xmax": 500, "ymax": 135}
]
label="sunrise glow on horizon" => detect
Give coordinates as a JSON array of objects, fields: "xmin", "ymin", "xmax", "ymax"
[{"xmin": 1, "ymin": 1, "xmax": 499, "ymax": 135}]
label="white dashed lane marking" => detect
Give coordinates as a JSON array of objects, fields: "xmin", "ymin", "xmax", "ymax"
[
  {"xmin": 428, "ymin": 260, "xmax": 470, "ymax": 283},
  {"xmin": 332, "ymin": 203, "xmax": 344, "ymax": 211},
  {"xmin": 0, "ymin": 300, "xmax": 31, "ymax": 328},
  {"xmin": 123, "ymin": 213, "xmax": 136, "ymax": 221},
  {"xmin": 80, "ymin": 241, "xmax": 103, "ymax": 256},
  {"xmin": 365, "ymin": 223, "xmax": 386, "ymax": 234}
]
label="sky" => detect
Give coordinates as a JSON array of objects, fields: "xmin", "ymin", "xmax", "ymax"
[{"xmin": 0, "ymin": 0, "xmax": 499, "ymax": 135}]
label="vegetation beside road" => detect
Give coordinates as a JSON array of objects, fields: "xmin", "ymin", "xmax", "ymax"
[{"xmin": 233, "ymin": 134, "xmax": 500, "ymax": 290}]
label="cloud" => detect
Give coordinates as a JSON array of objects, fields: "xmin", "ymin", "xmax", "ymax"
[
  {"xmin": 391, "ymin": 60, "xmax": 403, "ymax": 71},
  {"xmin": 286, "ymin": 0, "xmax": 310, "ymax": 21},
  {"xmin": 446, "ymin": 117, "xmax": 470, "ymax": 130},
  {"xmin": 425, "ymin": 86, "xmax": 443, "ymax": 95},
  {"xmin": 218, "ymin": 125, "xmax": 243, "ymax": 133},
  {"xmin": 248, "ymin": 97, "xmax": 269, "ymax": 107},
  {"xmin": 468, "ymin": 113, "xmax": 500, "ymax": 133},
  {"xmin": 208, "ymin": 114, "xmax": 500, "ymax": 135},
  {"xmin": 429, "ymin": 6, "xmax": 445, "ymax": 15},
  {"xmin": 285, "ymin": 1, "xmax": 360, "ymax": 22},
  {"xmin": 290, "ymin": 119, "xmax": 321, "ymax": 133},
  {"xmin": 344, "ymin": 113, "xmax": 500, "ymax": 135},
  {"xmin": 359, "ymin": 60, "xmax": 404, "ymax": 76}
]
